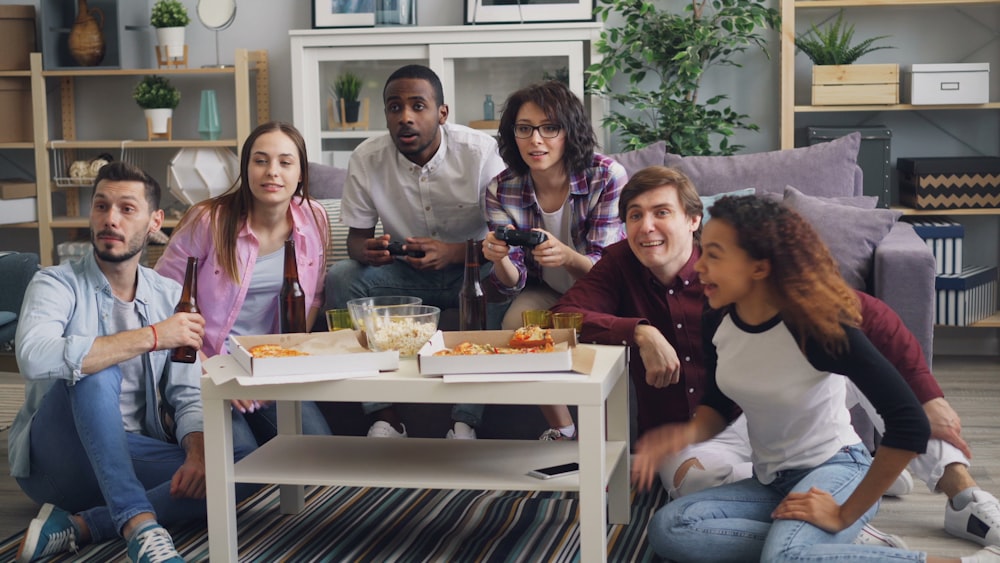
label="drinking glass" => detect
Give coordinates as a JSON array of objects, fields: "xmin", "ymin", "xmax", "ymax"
[
  {"xmin": 326, "ymin": 308, "xmax": 353, "ymax": 331},
  {"xmin": 551, "ymin": 312, "xmax": 583, "ymax": 334},
  {"xmin": 521, "ymin": 309, "xmax": 553, "ymax": 328}
]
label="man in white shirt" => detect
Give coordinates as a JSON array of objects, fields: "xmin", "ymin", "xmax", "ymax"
[{"xmin": 326, "ymin": 64, "xmax": 506, "ymax": 440}]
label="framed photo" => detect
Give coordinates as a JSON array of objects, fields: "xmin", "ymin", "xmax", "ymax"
[
  {"xmin": 464, "ymin": 0, "xmax": 595, "ymax": 24},
  {"xmin": 376, "ymin": 0, "xmax": 417, "ymax": 26},
  {"xmin": 313, "ymin": 0, "xmax": 376, "ymax": 28}
]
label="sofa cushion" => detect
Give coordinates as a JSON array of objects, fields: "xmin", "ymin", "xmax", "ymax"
[
  {"xmin": 0, "ymin": 311, "xmax": 16, "ymax": 327},
  {"xmin": 700, "ymin": 188, "xmax": 756, "ymax": 223},
  {"xmin": 662, "ymin": 132, "xmax": 862, "ymax": 198},
  {"xmin": 608, "ymin": 141, "xmax": 667, "ymax": 178},
  {"xmin": 309, "ymin": 162, "xmax": 348, "ymax": 200},
  {"xmin": 318, "ymin": 198, "xmax": 384, "ymax": 269},
  {"xmin": 783, "ymin": 186, "xmax": 901, "ymax": 290}
]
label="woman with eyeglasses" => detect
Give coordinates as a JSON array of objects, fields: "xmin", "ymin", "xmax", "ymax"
[{"xmin": 482, "ymin": 81, "xmax": 627, "ymax": 440}]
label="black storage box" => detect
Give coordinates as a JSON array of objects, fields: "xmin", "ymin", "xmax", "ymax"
[
  {"xmin": 807, "ymin": 126, "xmax": 892, "ymax": 208},
  {"xmin": 898, "ymin": 156, "xmax": 1000, "ymax": 210}
]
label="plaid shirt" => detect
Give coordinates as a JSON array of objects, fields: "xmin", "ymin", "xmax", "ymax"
[{"xmin": 484, "ymin": 153, "xmax": 626, "ymax": 295}]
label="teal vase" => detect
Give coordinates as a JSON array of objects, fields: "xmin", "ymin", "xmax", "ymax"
[{"xmin": 198, "ymin": 89, "xmax": 221, "ymax": 140}]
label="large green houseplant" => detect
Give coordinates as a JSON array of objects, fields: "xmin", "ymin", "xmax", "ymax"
[{"xmin": 587, "ymin": 0, "xmax": 780, "ymax": 155}]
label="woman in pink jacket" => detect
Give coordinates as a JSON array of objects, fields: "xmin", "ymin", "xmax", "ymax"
[{"xmin": 156, "ymin": 121, "xmax": 331, "ymax": 447}]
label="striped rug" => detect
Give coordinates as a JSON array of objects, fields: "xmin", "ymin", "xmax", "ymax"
[{"xmin": 0, "ymin": 484, "xmax": 667, "ymax": 561}]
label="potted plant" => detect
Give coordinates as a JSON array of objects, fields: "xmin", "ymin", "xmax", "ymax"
[
  {"xmin": 795, "ymin": 10, "xmax": 897, "ymax": 105},
  {"xmin": 151, "ymin": 0, "xmax": 191, "ymax": 60},
  {"xmin": 134, "ymin": 75, "xmax": 181, "ymax": 137},
  {"xmin": 332, "ymin": 71, "xmax": 362, "ymax": 124},
  {"xmin": 586, "ymin": 0, "xmax": 779, "ymax": 155}
]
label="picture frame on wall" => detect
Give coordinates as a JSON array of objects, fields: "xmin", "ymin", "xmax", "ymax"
[
  {"xmin": 464, "ymin": 0, "xmax": 595, "ymax": 24},
  {"xmin": 313, "ymin": 0, "xmax": 376, "ymax": 28},
  {"xmin": 376, "ymin": 0, "xmax": 417, "ymax": 25}
]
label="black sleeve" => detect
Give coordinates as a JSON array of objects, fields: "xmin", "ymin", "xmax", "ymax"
[
  {"xmin": 801, "ymin": 324, "xmax": 930, "ymax": 455},
  {"xmin": 699, "ymin": 306, "xmax": 742, "ymax": 423}
]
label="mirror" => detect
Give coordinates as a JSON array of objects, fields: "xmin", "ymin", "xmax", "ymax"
[{"xmin": 197, "ymin": 0, "xmax": 237, "ymax": 67}]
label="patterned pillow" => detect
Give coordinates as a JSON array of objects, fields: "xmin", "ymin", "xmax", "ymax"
[{"xmin": 317, "ymin": 199, "xmax": 383, "ymax": 269}]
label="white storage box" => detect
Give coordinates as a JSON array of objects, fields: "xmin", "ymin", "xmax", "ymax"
[
  {"xmin": 904, "ymin": 217, "xmax": 964, "ymax": 275},
  {"xmin": 229, "ymin": 331, "xmax": 399, "ymax": 377},
  {"xmin": 0, "ymin": 196, "xmax": 36, "ymax": 224},
  {"xmin": 418, "ymin": 329, "xmax": 581, "ymax": 375},
  {"xmin": 935, "ymin": 266, "xmax": 998, "ymax": 326},
  {"xmin": 907, "ymin": 63, "xmax": 990, "ymax": 105}
]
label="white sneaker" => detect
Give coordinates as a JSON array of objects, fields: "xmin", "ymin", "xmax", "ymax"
[
  {"xmin": 946, "ymin": 490, "xmax": 1000, "ymax": 547},
  {"xmin": 885, "ymin": 469, "xmax": 914, "ymax": 497},
  {"xmin": 853, "ymin": 523, "xmax": 909, "ymax": 549},
  {"xmin": 964, "ymin": 545, "xmax": 1000, "ymax": 562},
  {"xmin": 445, "ymin": 421, "xmax": 476, "ymax": 439},
  {"xmin": 367, "ymin": 421, "xmax": 407, "ymax": 438}
]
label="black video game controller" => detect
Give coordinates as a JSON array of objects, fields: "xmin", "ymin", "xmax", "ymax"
[
  {"xmin": 495, "ymin": 226, "xmax": 548, "ymax": 248},
  {"xmin": 386, "ymin": 240, "xmax": 426, "ymax": 258}
]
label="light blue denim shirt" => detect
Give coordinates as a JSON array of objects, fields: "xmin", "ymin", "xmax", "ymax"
[{"xmin": 8, "ymin": 251, "xmax": 204, "ymax": 478}]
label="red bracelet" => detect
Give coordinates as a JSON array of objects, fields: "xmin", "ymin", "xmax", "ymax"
[{"xmin": 150, "ymin": 324, "xmax": 158, "ymax": 352}]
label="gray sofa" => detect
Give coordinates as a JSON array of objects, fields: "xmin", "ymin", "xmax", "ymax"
[
  {"xmin": 0, "ymin": 252, "xmax": 40, "ymax": 349},
  {"xmin": 307, "ymin": 131, "xmax": 937, "ymax": 438}
]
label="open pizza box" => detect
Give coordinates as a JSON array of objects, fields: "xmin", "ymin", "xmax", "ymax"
[
  {"xmin": 229, "ymin": 330, "xmax": 399, "ymax": 377},
  {"xmin": 417, "ymin": 329, "xmax": 594, "ymax": 376}
]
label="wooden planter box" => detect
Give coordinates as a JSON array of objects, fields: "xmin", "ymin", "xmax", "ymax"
[{"xmin": 811, "ymin": 64, "xmax": 899, "ymax": 105}]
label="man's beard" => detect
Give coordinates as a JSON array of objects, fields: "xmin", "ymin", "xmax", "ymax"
[{"xmin": 92, "ymin": 230, "xmax": 147, "ymax": 263}]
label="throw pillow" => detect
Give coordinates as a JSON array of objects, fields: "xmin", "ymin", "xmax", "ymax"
[
  {"xmin": 0, "ymin": 311, "xmax": 16, "ymax": 327},
  {"xmin": 783, "ymin": 186, "xmax": 901, "ymax": 290},
  {"xmin": 608, "ymin": 141, "xmax": 667, "ymax": 177},
  {"xmin": 663, "ymin": 132, "xmax": 862, "ymax": 199},
  {"xmin": 318, "ymin": 199, "xmax": 384, "ymax": 269},
  {"xmin": 308, "ymin": 162, "xmax": 348, "ymax": 200},
  {"xmin": 700, "ymin": 188, "xmax": 756, "ymax": 223}
]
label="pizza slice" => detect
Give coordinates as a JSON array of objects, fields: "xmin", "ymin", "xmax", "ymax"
[{"xmin": 509, "ymin": 324, "xmax": 554, "ymax": 349}]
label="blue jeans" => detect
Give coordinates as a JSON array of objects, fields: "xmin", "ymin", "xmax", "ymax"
[
  {"xmin": 648, "ymin": 444, "xmax": 926, "ymax": 562},
  {"xmin": 16, "ymin": 366, "xmax": 256, "ymax": 542},
  {"xmin": 231, "ymin": 400, "xmax": 331, "ymax": 448}
]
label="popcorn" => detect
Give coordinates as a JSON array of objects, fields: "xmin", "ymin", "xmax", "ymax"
[{"xmin": 367, "ymin": 316, "xmax": 437, "ymax": 356}]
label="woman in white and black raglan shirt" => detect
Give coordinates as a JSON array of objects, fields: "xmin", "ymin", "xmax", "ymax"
[{"xmin": 636, "ymin": 195, "xmax": 1000, "ymax": 563}]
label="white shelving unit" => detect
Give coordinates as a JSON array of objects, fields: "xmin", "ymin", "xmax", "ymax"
[{"xmin": 290, "ymin": 23, "xmax": 605, "ymax": 163}]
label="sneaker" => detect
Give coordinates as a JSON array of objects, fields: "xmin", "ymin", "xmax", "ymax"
[
  {"xmin": 946, "ymin": 490, "xmax": 1000, "ymax": 547},
  {"xmin": 126, "ymin": 523, "xmax": 183, "ymax": 563},
  {"xmin": 539, "ymin": 428, "xmax": 577, "ymax": 441},
  {"xmin": 885, "ymin": 469, "xmax": 914, "ymax": 497},
  {"xmin": 16, "ymin": 503, "xmax": 80, "ymax": 563},
  {"xmin": 445, "ymin": 421, "xmax": 476, "ymax": 439},
  {"xmin": 367, "ymin": 420, "xmax": 407, "ymax": 438},
  {"xmin": 853, "ymin": 523, "xmax": 909, "ymax": 549},
  {"xmin": 965, "ymin": 545, "xmax": 1000, "ymax": 562}
]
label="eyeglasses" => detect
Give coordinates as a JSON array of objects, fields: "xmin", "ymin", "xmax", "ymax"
[{"xmin": 513, "ymin": 124, "xmax": 563, "ymax": 139}]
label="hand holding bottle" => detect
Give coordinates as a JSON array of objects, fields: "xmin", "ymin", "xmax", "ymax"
[{"xmin": 155, "ymin": 312, "xmax": 206, "ymax": 353}]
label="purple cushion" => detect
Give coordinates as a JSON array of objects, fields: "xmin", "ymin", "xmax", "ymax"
[
  {"xmin": 663, "ymin": 132, "xmax": 862, "ymax": 198},
  {"xmin": 608, "ymin": 141, "xmax": 667, "ymax": 178},
  {"xmin": 308, "ymin": 162, "xmax": 348, "ymax": 200}
]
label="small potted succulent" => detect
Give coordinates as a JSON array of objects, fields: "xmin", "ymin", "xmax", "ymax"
[
  {"xmin": 134, "ymin": 75, "xmax": 181, "ymax": 137},
  {"xmin": 151, "ymin": 0, "xmax": 191, "ymax": 60},
  {"xmin": 333, "ymin": 71, "xmax": 363, "ymax": 124}
]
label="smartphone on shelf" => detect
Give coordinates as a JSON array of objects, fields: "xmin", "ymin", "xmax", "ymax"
[{"xmin": 527, "ymin": 462, "xmax": 579, "ymax": 480}]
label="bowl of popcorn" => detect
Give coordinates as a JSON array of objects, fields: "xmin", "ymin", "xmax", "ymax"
[
  {"xmin": 346, "ymin": 296, "xmax": 422, "ymax": 347},
  {"xmin": 360, "ymin": 304, "xmax": 440, "ymax": 357}
]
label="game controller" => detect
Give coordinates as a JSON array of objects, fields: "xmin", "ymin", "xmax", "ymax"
[
  {"xmin": 494, "ymin": 226, "xmax": 548, "ymax": 248},
  {"xmin": 386, "ymin": 240, "xmax": 426, "ymax": 258}
]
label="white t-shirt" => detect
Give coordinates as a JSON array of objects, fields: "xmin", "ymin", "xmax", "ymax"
[{"xmin": 340, "ymin": 122, "xmax": 505, "ymax": 243}]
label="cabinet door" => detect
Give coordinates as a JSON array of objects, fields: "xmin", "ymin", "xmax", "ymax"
[{"xmin": 429, "ymin": 41, "xmax": 586, "ymax": 133}]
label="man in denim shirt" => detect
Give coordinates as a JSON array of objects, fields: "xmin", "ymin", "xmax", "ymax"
[{"xmin": 10, "ymin": 162, "xmax": 252, "ymax": 563}]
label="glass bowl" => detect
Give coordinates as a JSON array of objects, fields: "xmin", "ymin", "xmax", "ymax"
[
  {"xmin": 361, "ymin": 304, "xmax": 440, "ymax": 357},
  {"xmin": 346, "ymin": 296, "xmax": 423, "ymax": 347}
]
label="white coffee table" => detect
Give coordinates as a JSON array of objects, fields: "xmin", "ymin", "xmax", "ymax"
[{"xmin": 201, "ymin": 344, "xmax": 629, "ymax": 562}]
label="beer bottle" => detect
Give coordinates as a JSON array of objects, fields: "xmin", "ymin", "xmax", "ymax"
[
  {"xmin": 171, "ymin": 257, "xmax": 199, "ymax": 363},
  {"xmin": 459, "ymin": 239, "xmax": 487, "ymax": 331},
  {"xmin": 280, "ymin": 239, "xmax": 307, "ymax": 333}
]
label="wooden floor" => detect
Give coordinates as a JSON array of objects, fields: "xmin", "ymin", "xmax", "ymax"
[{"xmin": 0, "ymin": 356, "xmax": 997, "ymax": 558}]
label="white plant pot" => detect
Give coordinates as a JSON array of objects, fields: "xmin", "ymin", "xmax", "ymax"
[
  {"xmin": 145, "ymin": 108, "xmax": 173, "ymax": 134},
  {"xmin": 155, "ymin": 26, "xmax": 186, "ymax": 59}
]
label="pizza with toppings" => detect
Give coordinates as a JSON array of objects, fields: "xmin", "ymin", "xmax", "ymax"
[
  {"xmin": 248, "ymin": 344, "xmax": 310, "ymax": 358},
  {"xmin": 433, "ymin": 326, "xmax": 555, "ymax": 356}
]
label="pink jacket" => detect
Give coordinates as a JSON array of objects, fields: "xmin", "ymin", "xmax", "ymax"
[{"xmin": 155, "ymin": 197, "xmax": 328, "ymax": 357}]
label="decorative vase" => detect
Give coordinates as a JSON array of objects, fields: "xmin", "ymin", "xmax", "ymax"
[
  {"xmin": 343, "ymin": 99, "xmax": 361, "ymax": 124},
  {"xmin": 156, "ymin": 26, "xmax": 187, "ymax": 59},
  {"xmin": 483, "ymin": 94, "xmax": 495, "ymax": 121},
  {"xmin": 68, "ymin": 0, "xmax": 106, "ymax": 67},
  {"xmin": 145, "ymin": 108, "xmax": 173, "ymax": 135},
  {"xmin": 198, "ymin": 90, "xmax": 222, "ymax": 140}
]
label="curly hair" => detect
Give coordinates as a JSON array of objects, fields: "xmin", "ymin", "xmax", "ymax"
[
  {"xmin": 706, "ymin": 195, "xmax": 861, "ymax": 355},
  {"xmin": 496, "ymin": 81, "xmax": 596, "ymax": 176}
]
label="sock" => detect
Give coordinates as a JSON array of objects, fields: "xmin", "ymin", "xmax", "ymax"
[
  {"xmin": 126, "ymin": 519, "xmax": 160, "ymax": 543},
  {"xmin": 953, "ymin": 486, "xmax": 983, "ymax": 511},
  {"xmin": 559, "ymin": 423, "xmax": 576, "ymax": 438}
]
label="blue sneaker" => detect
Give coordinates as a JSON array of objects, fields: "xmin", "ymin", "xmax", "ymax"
[
  {"xmin": 126, "ymin": 523, "xmax": 184, "ymax": 563},
  {"xmin": 16, "ymin": 503, "xmax": 80, "ymax": 563}
]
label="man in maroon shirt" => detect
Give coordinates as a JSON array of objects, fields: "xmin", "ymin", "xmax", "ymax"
[{"xmin": 552, "ymin": 165, "xmax": 1000, "ymax": 548}]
